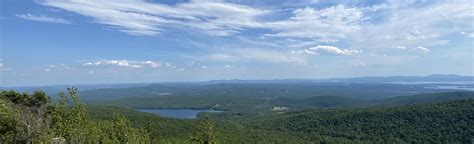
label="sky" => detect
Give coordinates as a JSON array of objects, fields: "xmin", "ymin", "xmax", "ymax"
[{"xmin": 0, "ymin": 0, "xmax": 473, "ymax": 86}]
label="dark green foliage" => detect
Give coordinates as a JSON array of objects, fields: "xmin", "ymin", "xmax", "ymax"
[
  {"xmin": 191, "ymin": 114, "xmax": 218, "ymax": 144},
  {"xmin": 0, "ymin": 90, "xmax": 52, "ymax": 143},
  {"xmin": 2, "ymin": 87, "xmax": 473, "ymax": 143},
  {"xmin": 85, "ymin": 99, "xmax": 474, "ymax": 143},
  {"xmin": 0, "ymin": 99, "xmax": 21, "ymax": 142},
  {"xmin": 86, "ymin": 105, "xmax": 196, "ymax": 142},
  {"xmin": 97, "ymin": 91, "xmax": 474, "ymax": 118},
  {"xmin": 0, "ymin": 88, "xmax": 152, "ymax": 143},
  {"xmin": 250, "ymin": 99, "xmax": 474, "ymax": 143},
  {"xmin": 86, "ymin": 105, "xmax": 307, "ymax": 143},
  {"xmin": 377, "ymin": 91, "xmax": 474, "ymax": 105}
]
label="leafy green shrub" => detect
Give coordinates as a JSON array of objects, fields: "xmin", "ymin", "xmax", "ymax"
[{"xmin": 0, "ymin": 87, "xmax": 152, "ymax": 143}]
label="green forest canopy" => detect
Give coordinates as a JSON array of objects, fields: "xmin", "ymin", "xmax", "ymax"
[{"xmin": 1, "ymin": 88, "xmax": 473, "ymax": 143}]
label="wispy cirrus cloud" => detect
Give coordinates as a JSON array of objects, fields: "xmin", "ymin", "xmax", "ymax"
[
  {"xmin": 39, "ymin": 0, "xmax": 473, "ymax": 56},
  {"xmin": 348, "ymin": 0, "xmax": 472, "ymax": 50},
  {"xmin": 16, "ymin": 14, "xmax": 72, "ymax": 24},
  {"xmin": 205, "ymin": 48, "xmax": 307, "ymax": 64},
  {"xmin": 39, "ymin": 0, "xmax": 362, "ymax": 41},
  {"xmin": 38, "ymin": 0, "xmax": 474, "ymax": 61},
  {"xmin": 264, "ymin": 5, "xmax": 363, "ymax": 42},
  {"xmin": 206, "ymin": 53, "xmax": 241, "ymax": 62},
  {"xmin": 41, "ymin": 0, "xmax": 266, "ymax": 36},
  {"xmin": 395, "ymin": 46, "xmax": 430, "ymax": 54},
  {"xmin": 412, "ymin": 46, "xmax": 430, "ymax": 53},
  {"xmin": 295, "ymin": 45, "xmax": 362, "ymax": 56},
  {"xmin": 83, "ymin": 60, "xmax": 161, "ymax": 68}
]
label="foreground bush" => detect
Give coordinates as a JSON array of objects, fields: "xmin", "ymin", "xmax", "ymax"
[{"xmin": 0, "ymin": 87, "xmax": 151, "ymax": 143}]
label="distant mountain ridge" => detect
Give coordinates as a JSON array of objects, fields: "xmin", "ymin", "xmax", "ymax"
[
  {"xmin": 1, "ymin": 74, "xmax": 472, "ymax": 96},
  {"xmin": 376, "ymin": 91, "xmax": 474, "ymax": 105},
  {"xmin": 0, "ymin": 83, "xmax": 150, "ymax": 94},
  {"xmin": 207, "ymin": 74, "xmax": 474, "ymax": 83},
  {"xmin": 328, "ymin": 74, "xmax": 474, "ymax": 83}
]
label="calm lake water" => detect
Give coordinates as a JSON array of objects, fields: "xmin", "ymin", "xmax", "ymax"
[
  {"xmin": 424, "ymin": 85, "xmax": 474, "ymax": 91},
  {"xmin": 136, "ymin": 108, "xmax": 221, "ymax": 119}
]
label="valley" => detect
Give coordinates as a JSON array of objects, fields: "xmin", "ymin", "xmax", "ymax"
[{"xmin": 2, "ymin": 75, "xmax": 474, "ymax": 143}]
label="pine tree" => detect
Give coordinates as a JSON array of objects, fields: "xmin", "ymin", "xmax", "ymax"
[{"xmin": 191, "ymin": 114, "xmax": 218, "ymax": 144}]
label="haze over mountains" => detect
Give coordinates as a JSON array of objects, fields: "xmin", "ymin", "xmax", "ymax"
[
  {"xmin": 207, "ymin": 74, "xmax": 474, "ymax": 83},
  {"xmin": 3, "ymin": 74, "xmax": 473, "ymax": 90}
]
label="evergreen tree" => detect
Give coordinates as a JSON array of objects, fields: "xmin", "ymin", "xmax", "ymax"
[{"xmin": 191, "ymin": 114, "xmax": 218, "ymax": 144}]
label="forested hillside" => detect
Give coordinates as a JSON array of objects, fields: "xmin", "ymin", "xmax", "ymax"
[
  {"xmin": 250, "ymin": 99, "xmax": 474, "ymax": 143},
  {"xmin": 79, "ymin": 82, "xmax": 454, "ymax": 101},
  {"xmin": 0, "ymin": 88, "xmax": 218, "ymax": 143},
  {"xmin": 96, "ymin": 91, "xmax": 474, "ymax": 114},
  {"xmin": 1, "ymin": 88, "xmax": 473, "ymax": 143}
]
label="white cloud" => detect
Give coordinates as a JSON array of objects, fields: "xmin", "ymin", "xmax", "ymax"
[
  {"xmin": 40, "ymin": 0, "xmax": 361, "ymax": 41},
  {"xmin": 206, "ymin": 53, "xmax": 240, "ymax": 62},
  {"xmin": 354, "ymin": 63, "xmax": 367, "ymax": 67},
  {"xmin": 201, "ymin": 66, "xmax": 208, "ymax": 69},
  {"xmin": 142, "ymin": 61, "xmax": 161, "ymax": 68},
  {"xmin": 44, "ymin": 63, "xmax": 73, "ymax": 71},
  {"xmin": 38, "ymin": 0, "xmax": 471, "ymax": 63},
  {"xmin": 384, "ymin": 31, "xmax": 439, "ymax": 41},
  {"xmin": 44, "ymin": 69, "xmax": 51, "ymax": 72},
  {"xmin": 16, "ymin": 14, "xmax": 72, "ymax": 24},
  {"xmin": 394, "ymin": 46, "xmax": 407, "ymax": 49},
  {"xmin": 0, "ymin": 62, "xmax": 9, "ymax": 71},
  {"xmin": 412, "ymin": 46, "xmax": 430, "ymax": 53},
  {"xmin": 0, "ymin": 66, "xmax": 11, "ymax": 72},
  {"xmin": 205, "ymin": 48, "xmax": 307, "ymax": 64},
  {"xmin": 237, "ymin": 36, "xmax": 283, "ymax": 48},
  {"xmin": 41, "ymin": 0, "xmax": 265, "ymax": 36},
  {"xmin": 348, "ymin": 0, "xmax": 472, "ymax": 50},
  {"xmin": 238, "ymin": 48, "xmax": 307, "ymax": 64},
  {"xmin": 303, "ymin": 45, "xmax": 362, "ymax": 56},
  {"xmin": 224, "ymin": 64, "xmax": 231, "ymax": 68},
  {"xmin": 395, "ymin": 46, "xmax": 430, "ymax": 54},
  {"xmin": 83, "ymin": 60, "xmax": 161, "ymax": 68},
  {"xmin": 164, "ymin": 62, "xmax": 177, "ymax": 68},
  {"xmin": 460, "ymin": 32, "xmax": 474, "ymax": 38},
  {"xmin": 264, "ymin": 5, "xmax": 363, "ymax": 41}
]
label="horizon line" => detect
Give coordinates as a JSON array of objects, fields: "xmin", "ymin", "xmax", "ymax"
[{"xmin": 2, "ymin": 74, "xmax": 473, "ymax": 88}]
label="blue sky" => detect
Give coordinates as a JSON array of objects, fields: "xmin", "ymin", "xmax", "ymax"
[{"xmin": 0, "ymin": 0, "xmax": 473, "ymax": 86}]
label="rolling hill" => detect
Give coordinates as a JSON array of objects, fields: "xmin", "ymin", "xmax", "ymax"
[{"xmin": 249, "ymin": 99, "xmax": 474, "ymax": 143}]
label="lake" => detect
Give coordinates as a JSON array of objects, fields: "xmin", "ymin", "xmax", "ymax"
[
  {"xmin": 424, "ymin": 85, "xmax": 474, "ymax": 91},
  {"xmin": 136, "ymin": 108, "xmax": 221, "ymax": 119}
]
